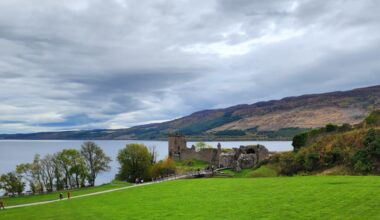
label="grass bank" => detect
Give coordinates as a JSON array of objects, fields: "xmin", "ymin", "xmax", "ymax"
[{"xmin": 1, "ymin": 176, "xmax": 379, "ymax": 219}]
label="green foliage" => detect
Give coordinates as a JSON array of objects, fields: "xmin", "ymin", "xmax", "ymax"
[
  {"xmin": 325, "ymin": 123, "xmax": 338, "ymax": 132},
  {"xmin": 222, "ymin": 165, "xmax": 278, "ymax": 178},
  {"xmin": 215, "ymin": 129, "xmax": 246, "ymax": 136},
  {"xmin": 365, "ymin": 110, "xmax": 380, "ymax": 126},
  {"xmin": 117, "ymin": 144, "xmax": 152, "ymax": 182},
  {"xmin": 351, "ymin": 128, "xmax": 380, "ymax": 173},
  {"xmin": 0, "ymin": 172, "xmax": 25, "ymax": 196},
  {"xmin": 150, "ymin": 158, "xmax": 176, "ymax": 178},
  {"xmin": 57, "ymin": 149, "xmax": 88, "ymax": 188},
  {"xmin": 304, "ymin": 152, "xmax": 320, "ymax": 171},
  {"xmin": 278, "ymin": 152, "xmax": 303, "ymax": 175},
  {"xmin": 81, "ymin": 142, "xmax": 112, "ymax": 187},
  {"xmin": 258, "ymin": 127, "xmax": 310, "ymax": 139},
  {"xmin": 174, "ymin": 159, "xmax": 208, "ymax": 173},
  {"xmin": 322, "ymin": 147, "xmax": 343, "ymax": 167},
  {"xmin": 292, "ymin": 132, "xmax": 308, "ymax": 151}
]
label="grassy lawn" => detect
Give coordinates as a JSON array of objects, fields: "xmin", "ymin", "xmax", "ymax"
[
  {"xmin": 175, "ymin": 159, "xmax": 208, "ymax": 173},
  {"xmin": 1, "ymin": 181, "xmax": 131, "ymax": 206},
  {"xmin": 220, "ymin": 165, "xmax": 278, "ymax": 178},
  {"xmin": 1, "ymin": 176, "xmax": 380, "ymax": 219}
]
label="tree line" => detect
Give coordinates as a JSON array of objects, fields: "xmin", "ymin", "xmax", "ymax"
[
  {"xmin": 1, "ymin": 142, "xmax": 178, "ymax": 196},
  {"xmin": 0, "ymin": 141, "xmax": 111, "ymax": 196}
]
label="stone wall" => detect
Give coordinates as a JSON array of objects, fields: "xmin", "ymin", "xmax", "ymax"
[
  {"xmin": 168, "ymin": 135, "xmax": 269, "ymax": 170},
  {"xmin": 181, "ymin": 147, "xmax": 220, "ymax": 165},
  {"xmin": 168, "ymin": 134, "xmax": 221, "ymax": 165}
]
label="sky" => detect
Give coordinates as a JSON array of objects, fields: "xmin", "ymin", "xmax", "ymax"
[{"xmin": 0, "ymin": 0, "xmax": 380, "ymax": 133}]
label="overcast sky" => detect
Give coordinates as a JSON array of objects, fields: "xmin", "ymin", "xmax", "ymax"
[{"xmin": 0, "ymin": 0, "xmax": 379, "ymax": 133}]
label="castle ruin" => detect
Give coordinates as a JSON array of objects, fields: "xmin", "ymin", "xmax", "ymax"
[{"xmin": 168, "ymin": 134, "xmax": 269, "ymax": 171}]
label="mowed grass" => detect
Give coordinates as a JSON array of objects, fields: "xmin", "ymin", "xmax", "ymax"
[
  {"xmin": 2, "ymin": 181, "xmax": 131, "ymax": 206},
  {"xmin": 1, "ymin": 176, "xmax": 380, "ymax": 220}
]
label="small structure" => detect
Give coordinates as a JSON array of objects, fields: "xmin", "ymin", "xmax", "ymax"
[{"xmin": 168, "ymin": 134, "xmax": 269, "ymax": 170}]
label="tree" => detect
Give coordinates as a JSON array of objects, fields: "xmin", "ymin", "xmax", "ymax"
[
  {"xmin": 81, "ymin": 142, "xmax": 112, "ymax": 187},
  {"xmin": 149, "ymin": 146, "xmax": 158, "ymax": 164},
  {"xmin": 117, "ymin": 144, "xmax": 152, "ymax": 182},
  {"xmin": 56, "ymin": 149, "xmax": 87, "ymax": 188},
  {"xmin": 16, "ymin": 163, "xmax": 35, "ymax": 193},
  {"xmin": 0, "ymin": 172, "xmax": 25, "ymax": 196},
  {"xmin": 40, "ymin": 154, "xmax": 56, "ymax": 192},
  {"xmin": 325, "ymin": 123, "xmax": 338, "ymax": 132},
  {"xmin": 292, "ymin": 132, "xmax": 308, "ymax": 151},
  {"xmin": 30, "ymin": 154, "xmax": 44, "ymax": 192},
  {"xmin": 52, "ymin": 153, "xmax": 65, "ymax": 190}
]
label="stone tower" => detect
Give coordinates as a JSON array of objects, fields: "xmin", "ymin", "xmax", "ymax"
[{"xmin": 168, "ymin": 134, "xmax": 187, "ymax": 160}]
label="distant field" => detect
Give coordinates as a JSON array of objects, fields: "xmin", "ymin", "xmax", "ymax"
[
  {"xmin": 1, "ymin": 181, "xmax": 131, "ymax": 206},
  {"xmin": 1, "ymin": 176, "xmax": 380, "ymax": 219}
]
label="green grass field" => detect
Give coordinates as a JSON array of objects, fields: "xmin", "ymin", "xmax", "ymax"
[
  {"xmin": 175, "ymin": 159, "xmax": 208, "ymax": 173},
  {"xmin": 1, "ymin": 176, "xmax": 380, "ymax": 219},
  {"xmin": 1, "ymin": 181, "xmax": 131, "ymax": 206},
  {"xmin": 220, "ymin": 165, "xmax": 278, "ymax": 178}
]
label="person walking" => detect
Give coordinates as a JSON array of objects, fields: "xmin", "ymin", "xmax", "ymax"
[
  {"xmin": 0, "ymin": 199, "xmax": 5, "ymax": 210},
  {"xmin": 59, "ymin": 193, "xmax": 63, "ymax": 200},
  {"xmin": 67, "ymin": 191, "xmax": 71, "ymax": 199}
]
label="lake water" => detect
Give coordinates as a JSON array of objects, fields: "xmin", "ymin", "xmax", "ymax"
[{"xmin": 0, "ymin": 140, "xmax": 292, "ymax": 185}]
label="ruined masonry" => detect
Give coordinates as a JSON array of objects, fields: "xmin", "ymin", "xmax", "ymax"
[{"xmin": 168, "ymin": 134, "xmax": 269, "ymax": 171}]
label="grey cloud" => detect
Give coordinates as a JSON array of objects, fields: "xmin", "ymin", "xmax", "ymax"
[{"xmin": 0, "ymin": 0, "xmax": 379, "ymax": 133}]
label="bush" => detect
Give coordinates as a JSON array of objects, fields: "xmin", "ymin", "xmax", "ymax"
[
  {"xmin": 365, "ymin": 110, "xmax": 380, "ymax": 126},
  {"xmin": 322, "ymin": 147, "xmax": 343, "ymax": 167},
  {"xmin": 151, "ymin": 157, "xmax": 176, "ymax": 178},
  {"xmin": 292, "ymin": 132, "xmax": 308, "ymax": 151},
  {"xmin": 325, "ymin": 123, "xmax": 338, "ymax": 132},
  {"xmin": 338, "ymin": 123, "xmax": 352, "ymax": 132},
  {"xmin": 278, "ymin": 152, "xmax": 303, "ymax": 175},
  {"xmin": 304, "ymin": 152, "xmax": 320, "ymax": 171}
]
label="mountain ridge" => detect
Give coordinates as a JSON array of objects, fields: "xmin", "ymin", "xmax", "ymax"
[{"xmin": 1, "ymin": 85, "xmax": 379, "ymax": 140}]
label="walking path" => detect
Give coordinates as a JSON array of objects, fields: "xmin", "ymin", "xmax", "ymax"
[{"xmin": 4, "ymin": 174, "xmax": 192, "ymax": 210}]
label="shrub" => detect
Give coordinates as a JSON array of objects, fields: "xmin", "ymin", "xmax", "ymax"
[
  {"xmin": 365, "ymin": 110, "xmax": 380, "ymax": 126},
  {"xmin": 322, "ymin": 147, "xmax": 343, "ymax": 167},
  {"xmin": 325, "ymin": 123, "xmax": 338, "ymax": 132},
  {"xmin": 151, "ymin": 157, "xmax": 176, "ymax": 178},
  {"xmin": 292, "ymin": 132, "xmax": 308, "ymax": 151},
  {"xmin": 304, "ymin": 152, "xmax": 320, "ymax": 171},
  {"xmin": 278, "ymin": 152, "xmax": 303, "ymax": 175}
]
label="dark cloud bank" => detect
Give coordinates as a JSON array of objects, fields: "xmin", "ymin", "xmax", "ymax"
[{"xmin": 0, "ymin": 0, "xmax": 379, "ymax": 133}]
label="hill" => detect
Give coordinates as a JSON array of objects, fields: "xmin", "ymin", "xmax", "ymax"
[
  {"xmin": 1, "ymin": 85, "xmax": 380, "ymax": 140},
  {"xmin": 269, "ymin": 110, "xmax": 380, "ymax": 175}
]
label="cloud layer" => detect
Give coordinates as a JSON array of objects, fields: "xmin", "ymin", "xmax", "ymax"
[{"xmin": 0, "ymin": 0, "xmax": 379, "ymax": 133}]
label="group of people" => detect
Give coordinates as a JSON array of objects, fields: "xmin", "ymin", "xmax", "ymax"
[
  {"xmin": 59, "ymin": 191, "xmax": 71, "ymax": 200},
  {"xmin": 135, "ymin": 177, "xmax": 144, "ymax": 184},
  {"xmin": 0, "ymin": 191, "xmax": 72, "ymax": 211}
]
